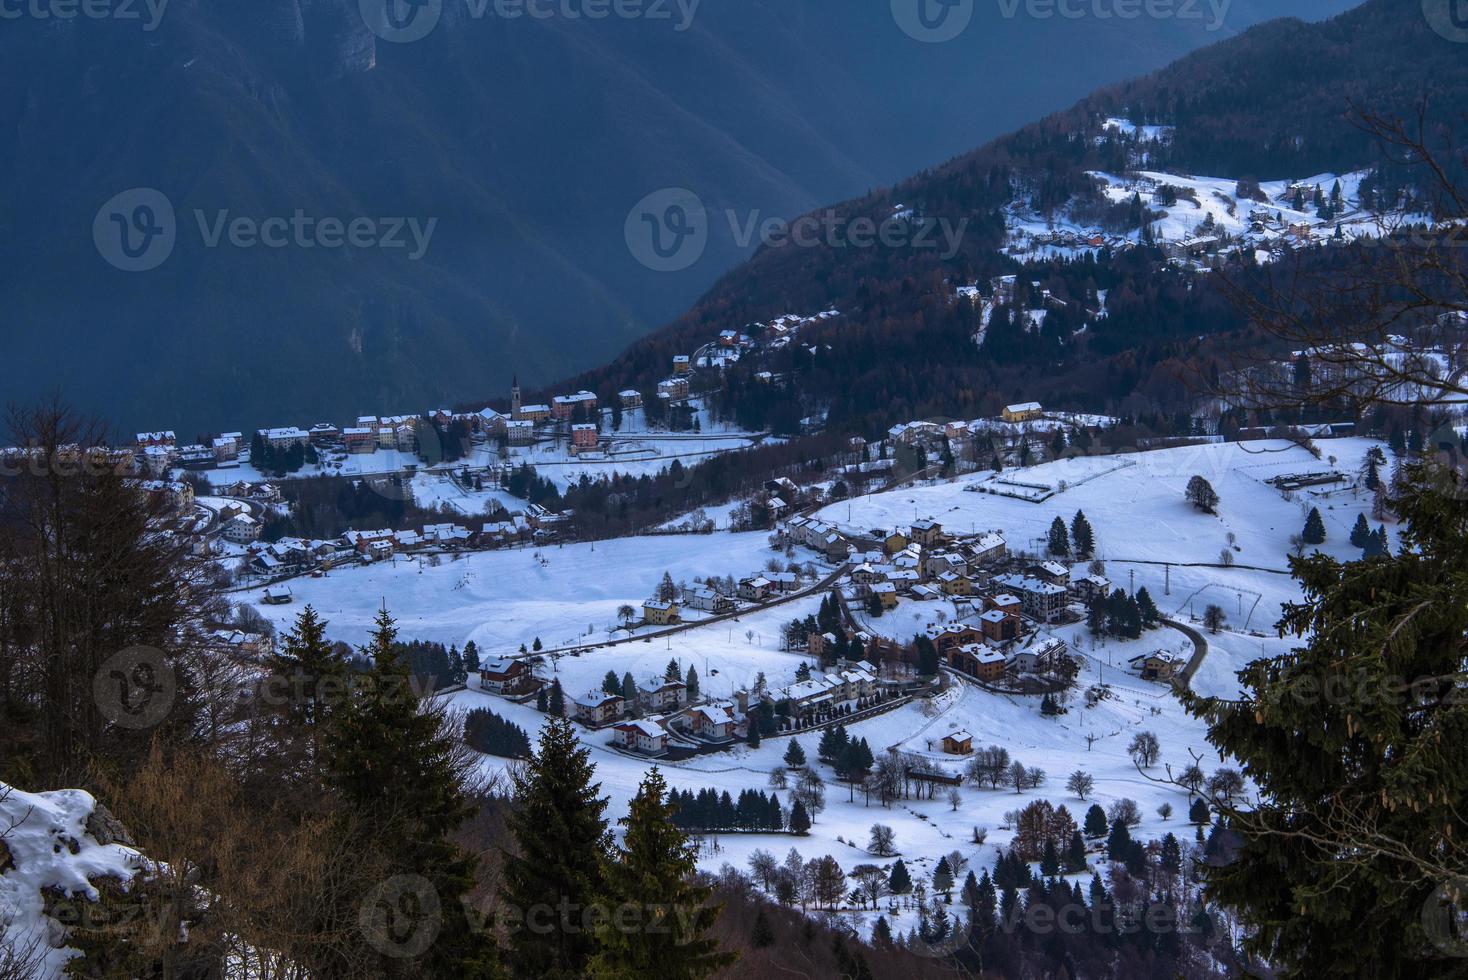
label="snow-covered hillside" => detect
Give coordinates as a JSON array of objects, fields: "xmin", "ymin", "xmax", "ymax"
[{"xmin": 257, "ymin": 435, "xmax": 1388, "ymax": 941}]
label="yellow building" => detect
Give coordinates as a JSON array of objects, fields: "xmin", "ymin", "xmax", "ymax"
[
  {"xmin": 1002, "ymin": 402, "xmax": 1043, "ymax": 423},
  {"xmin": 643, "ymin": 599, "xmax": 681, "ymax": 625}
]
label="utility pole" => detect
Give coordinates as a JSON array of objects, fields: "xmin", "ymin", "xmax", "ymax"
[
  {"xmin": 1164, "ymin": 564, "xmax": 1170, "ymax": 596},
  {"xmin": 1129, "ymin": 569, "xmax": 1135, "ymax": 596}
]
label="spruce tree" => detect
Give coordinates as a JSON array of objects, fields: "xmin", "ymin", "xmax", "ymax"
[
  {"xmin": 1135, "ymin": 587, "xmax": 1160, "ymax": 628},
  {"xmin": 1105, "ymin": 819, "xmax": 1132, "ymax": 861},
  {"xmin": 1349, "ymin": 512, "xmax": 1371, "ymax": 548},
  {"xmin": 265, "ymin": 604, "xmax": 346, "ymax": 764},
  {"xmin": 328, "ymin": 609, "xmax": 491, "ymax": 973},
  {"xmin": 784, "ymin": 739, "xmax": 806, "ymax": 768},
  {"xmin": 1083, "ymin": 804, "xmax": 1108, "ymax": 838},
  {"xmin": 1302, "ymin": 507, "xmax": 1327, "ymax": 545},
  {"xmin": 548, "ymin": 678, "xmax": 565, "ymax": 717},
  {"xmin": 888, "ymin": 859, "xmax": 912, "ymax": 894},
  {"xmin": 1065, "ymin": 830, "xmax": 1087, "ymax": 874},
  {"xmin": 1047, "ymin": 516, "xmax": 1071, "ymax": 557},
  {"xmin": 933, "ymin": 856, "xmax": 954, "ymax": 897},
  {"xmin": 463, "ymin": 639, "xmax": 481, "ymax": 673},
  {"xmin": 751, "ymin": 908, "xmax": 774, "ymax": 948},
  {"xmin": 789, "ymin": 799, "xmax": 811, "ymax": 834},
  {"xmin": 685, "ymin": 664, "xmax": 699, "ymax": 700},
  {"xmin": 502, "ymin": 717, "xmax": 610, "ymax": 978},
  {"xmin": 1183, "ymin": 468, "xmax": 1468, "ymax": 976},
  {"xmin": 1070, "ymin": 510, "xmax": 1095, "ymax": 558},
  {"xmin": 589, "ymin": 769, "xmax": 735, "ymax": 979}
]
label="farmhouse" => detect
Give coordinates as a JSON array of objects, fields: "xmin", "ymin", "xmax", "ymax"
[
  {"xmin": 479, "ymin": 658, "xmax": 536, "ymax": 696},
  {"xmin": 643, "ymin": 599, "xmax": 680, "ymax": 626},
  {"xmin": 1130, "ymin": 652, "xmax": 1182, "ymax": 682},
  {"xmin": 684, "ymin": 705, "xmax": 735, "ymax": 740},
  {"xmin": 942, "ymin": 731, "xmax": 974, "ymax": 756},
  {"xmin": 910, "ymin": 519, "xmax": 943, "ymax": 547},
  {"xmin": 638, "ymin": 680, "xmax": 687, "ymax": 712},
  {"xmin": 681, "ymin": 587, "xmax": 734, "ymax": 614},
  {"xmin": 262, "ymin": 585, "xmax": 293, "ymax": 605},
  {"xmin": 572, "ymin": 691, "xmax": 624, "ymax": 726},
  {"xmin": 612, "ymin": 719, "xmax": 669, "ymax": 755},
  {"xmin": 1002, "ymin": 402, "xmax": 1043, "ymax": 423},
  {"xmin": 949, "ymin": 643, "xmax": 1007, "ymax": 682}
]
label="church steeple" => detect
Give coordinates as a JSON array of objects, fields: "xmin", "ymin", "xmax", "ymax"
[{"xmin": 510, "ymin": 374, "xmax": 522, "ymax": 415}]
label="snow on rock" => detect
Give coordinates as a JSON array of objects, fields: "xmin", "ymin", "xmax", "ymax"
[{"xmin": 1, "ymin": 782, "xmax": 144, "ymax": 977}]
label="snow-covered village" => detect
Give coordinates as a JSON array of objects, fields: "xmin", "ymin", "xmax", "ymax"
[{"xmin": 6, "ymin": 5, "xmax": 1468, "ymax": 977}]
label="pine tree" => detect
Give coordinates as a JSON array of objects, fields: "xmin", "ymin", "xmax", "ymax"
[
  {"xmin": 1039, "ymin": 838, "xmax": 1060, "ymax": 877},
  {"xmin": 548, "ymin": 678, "xmax": 565, "ymax": 717},
  {"xmin": 1105, "ymin": 819, "xmax": 1132, "ymax": 861},
  {"xmin": 328, "ymin": 609, "xmax": 491, "ymax": 972},
  {"xmin": 1302, "ymin": 507, "xmax": 1327, "ymax": 545},
  {"xmin": 589, "ymin": 769, "xmax": 735, "ymax": 979},
  {"xmin": 1047, "ymin": 516, "xmax": 1071, "ymax": 557},
  {"xmin": 1135, "ymin": 587, "xmax": 1160, "ymax": 628},
  {"xmin": 602, "ymin": 670, "xmax": 622, "ymax": 695},
  {"xmin": 888, "ymin": 859, "xmax": 912, "ymax": 894},
  {"xmin": 1065, "ymin": 830, "xmax": 1087, "ymax": 874},
  {"xmin": 1182, "ymin": 470, "xmax": 1468, "ymax": 976},
  {"xmin": 784, "ymin": 739, "xmax": 806, "ymax": 768},
  {"xmin": 502, "ymin": 717, "xmax": 610, "ymax": 978},
  {"xmin": 265, "ymin": 604, "xmax": 346, "ymax": 764},
  {"xmin": 933, "ymin": 856, "xmax": 954, "ymax": 897},
  {"xmin": 1083, "ymin": 804, "xmax": 1108, "ymax": 838},
  {"xmin": 789, "ymin": 799, "xmax": 811, "ymax": 835},
  {"xmin": 1189, "ymin": 797, "xmax": 1210, "ymax": 825},
  {"xmin": 1349, "ymin": 512, "xmax": 1371, "ymax": 548},
  {"xmin": 751, "ymin": 908, "xmax": 774, "ymax": 948},
  {"xmin": 1070, "ymin": 510, "xmax": 1095, "ymax": 558},
  {"xmin": 462, "ymin": 639, "xmax": 481, "ymax": 674}
]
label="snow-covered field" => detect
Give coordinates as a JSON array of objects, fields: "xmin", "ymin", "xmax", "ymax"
[
  {"xmin": 245, "ymin": 436, "xmax": 1387, "ymax": 937},
  {"xmin": 251, "ymin": 531, "xmax": 788, "ymax": 654}
]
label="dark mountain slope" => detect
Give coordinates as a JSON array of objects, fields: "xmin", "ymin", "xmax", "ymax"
[
  {"xmin": 0, "ymin": 0, "xmax": 1352, "ymax": 431},
  {"xmin": 547, "ymin": 0, "xmax": 1464, "ymax": 433}
]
